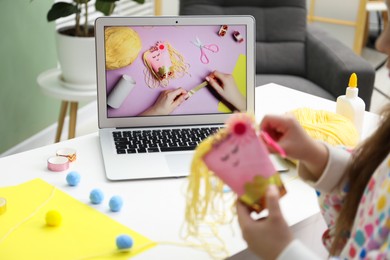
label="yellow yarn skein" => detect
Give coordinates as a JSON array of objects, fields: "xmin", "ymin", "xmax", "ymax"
[
  {"xmin": 105, "ymin": 27, "xmax": 142, "ymax": 70},
  {"xmin": 290, "ymin": 108, "xmax": 359, "ymax": 147},
  {"xmin": 183, "ymin": 132, "xmax": 235, "ymax": 259}
]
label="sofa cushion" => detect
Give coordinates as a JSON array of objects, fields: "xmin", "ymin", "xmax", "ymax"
[
  {"xmin": 255, "ymin": 74, "xmax": 335, "ymax": 101},
  {"xmin": 179, "ymin": 0, "xmax": 307, "ymax": 77}
]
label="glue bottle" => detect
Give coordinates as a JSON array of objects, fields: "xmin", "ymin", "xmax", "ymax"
[{"xmin": 336, "ymin": 73, "xmax": 365, "ymax": 135}]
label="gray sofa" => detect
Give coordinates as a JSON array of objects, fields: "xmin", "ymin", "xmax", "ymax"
[{"xmin": 179, "ymin": 0, "xmax": 376, "ymax": 109}]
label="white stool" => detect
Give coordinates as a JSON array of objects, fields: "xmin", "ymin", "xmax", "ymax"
[{"xmin": 37, "ymin": 68, "xmax": 96, "ymax": 142}]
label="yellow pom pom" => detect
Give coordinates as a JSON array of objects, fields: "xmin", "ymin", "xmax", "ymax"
[
  {"xmin": 105, "ymin": 27, "xmax": 142, "ymax": 70},
  {"xmin": 46, "ymin": 210, "xmax": 62, "ymax": 227}
]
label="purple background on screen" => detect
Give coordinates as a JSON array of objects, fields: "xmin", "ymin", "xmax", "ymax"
[{"xmin": 105, "ymin": 25, "xmax": 246, "ymax": 118}]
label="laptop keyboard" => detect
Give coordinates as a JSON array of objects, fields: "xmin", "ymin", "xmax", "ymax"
[{"xmin": 113, "ymin": 127, "xmax": 223, "ymax": 154}]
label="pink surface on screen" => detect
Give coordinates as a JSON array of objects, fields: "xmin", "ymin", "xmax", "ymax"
[
  {"xmin": 203, "ymin": 127, "xmax": 276, "ymax": 196},
  {"xmin": 105, "ymin": 25, "xmax": 247, "ymax": 117}
]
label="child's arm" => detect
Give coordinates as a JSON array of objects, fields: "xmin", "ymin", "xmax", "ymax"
[{"xmin": 300, "ymin": 144, "xmax": 352, "ymax": 250}]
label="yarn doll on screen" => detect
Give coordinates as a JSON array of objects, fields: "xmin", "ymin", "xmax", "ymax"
[
  {"xmin": 183, "ymin": 113, "xmax": 286, "ymax": 258},
  {"xmin": 143, "ymin": 41, "xmax": 189, "ymax": 89}
]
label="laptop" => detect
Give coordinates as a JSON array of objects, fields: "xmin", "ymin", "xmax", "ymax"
[{"xmin": 95, "ymin": 15, "xmax": 256, "ymax": 181}]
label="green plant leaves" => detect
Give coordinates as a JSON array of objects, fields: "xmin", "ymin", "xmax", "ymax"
[
  {"xmin": 95, "ymin": 0, "xmax": 145, "ymax": 16},
  {"xmin": 95, "ymin": 0, "xmax": 119, "ymax": 16},
  {"xmin": 47, "ymin": 2, "xmax": 79, "ymax": 22},
  {"xmin": 47, "ymin": 0, "xmax": 146, "ymax": 23},
  {"xmin": 74, "ymin": 0, "xmax": 91, "ymax": 4},
  {"xmin": 132, "ymin": 0, "xmax": 146, "ymax": 4}
]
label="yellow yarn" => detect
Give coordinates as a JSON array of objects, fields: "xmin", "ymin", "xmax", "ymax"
[
  {"xmin": 183, "ymin": 131, "xmax": 235, "ymax": 259},
  {"xmin": 105, "ymin": 27, "xmax": 142, "ymax": 70},
  {"xmin": 290, "ymin": 108, "xmax": 359, "ymax": 147}
]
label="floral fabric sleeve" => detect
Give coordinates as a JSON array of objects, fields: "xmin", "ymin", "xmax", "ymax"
[
  {"xmin": 339, "ymin": 153, "xmax": 390, "ymax": 259},
  {"xmin": 298, "ymin": 143, "xmax": 352, "ymax": 250},
  {"xmin": 299, "ymin": 146, "xmax": 390, "ymax": 259}
]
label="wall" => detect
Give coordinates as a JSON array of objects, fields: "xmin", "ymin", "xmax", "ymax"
[{"xmin": 0, "ymin": 0, "xmax": 59, "ymax": 154}]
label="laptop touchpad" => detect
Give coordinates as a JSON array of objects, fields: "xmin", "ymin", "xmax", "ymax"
[{"xmin": 165, "ymin": 153, "xmax": 193, "ymax": 176}]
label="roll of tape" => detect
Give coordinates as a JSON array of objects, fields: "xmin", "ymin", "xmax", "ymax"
[
  {"xmin": 56, "ymin": 148, "xmax": 77, "ymax": 162},
  {"xmin": 47, "ymin": 156, "xmax": 69, "ymax": 172},
  {"xmin": 0, "ymin": 197, "xmax": 6, "ymax": 215}
]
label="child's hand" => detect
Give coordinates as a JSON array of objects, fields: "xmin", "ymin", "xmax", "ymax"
[
  {"xmin": 236, "ymin": 185, "xmax": 293, "ymax": 260},
  {"xmin": 260, "ymin": 115, "xmax": 313, "ymax": 160},
  {"xmin": 260, "ymin": 115, "xmax": 329, "ymax": 181}
]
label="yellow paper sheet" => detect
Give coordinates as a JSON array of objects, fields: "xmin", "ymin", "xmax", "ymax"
[
  {"xmin": 218, "ymin": 54, "xmax": 247, "ymax": 112},
  {"xmin": 0, "ymin": 179, "xmax": 156, "ymax": 259}
]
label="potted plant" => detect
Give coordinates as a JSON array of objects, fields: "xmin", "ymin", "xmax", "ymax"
[{"xmin": 47, "ymin": 0, "xmax": 145, "ymax": 89}]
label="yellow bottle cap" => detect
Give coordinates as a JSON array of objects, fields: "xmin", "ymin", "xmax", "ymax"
[{"xmin": 348, "ymin": 73, "xmax": 357, "ymax": 88}]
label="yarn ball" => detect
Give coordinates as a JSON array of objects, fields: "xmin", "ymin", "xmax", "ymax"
[
  {"xmin": 46, "ymin": 210, "xmax": 62, "ymax": 227},
  {"xmin": 290, "ymin": 108, "xmax": 359, "ymax": 147},
  {"xmin": 90, "ymin": 189, "xmax": 104, "ymax": 204},
  {"xmin": 116, "ymin": 234, "xmax": 133, "ymax": 250},
  {"xmin": 109, "ymin": 196, "xmax": 123, "ymax": 212},
  {"xmin": 105, "ymin": 27, "xmax": 142, "ymax": 70},
  {"xmin": 66, "ymin": 171, "xmax": 81, "ymax": 186}
]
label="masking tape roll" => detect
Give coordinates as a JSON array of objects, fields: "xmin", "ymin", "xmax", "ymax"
[
  {"xmin": 0, "ymin": 197, "xmax": 6, "ymax": 215},
  {"xmin": 47, "ymin": 156, "xmax": 69, "ymax": 172},
  {"xmin": 56, "ymin": 148, "xmax": 77, "ymax": 162}
]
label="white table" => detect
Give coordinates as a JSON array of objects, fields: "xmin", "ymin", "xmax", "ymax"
[
  {"xmin": 0, "ymin": 84, "xmax": 379, "ymax": 259},
  {"xmin": 37, "ymin": 68, "xmax": 96, "ymax": 142}
]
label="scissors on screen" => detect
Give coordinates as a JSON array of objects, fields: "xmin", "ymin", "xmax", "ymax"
[{"xmin": 191, "ymin": 37, "xmax": 219, "ymax": 64}]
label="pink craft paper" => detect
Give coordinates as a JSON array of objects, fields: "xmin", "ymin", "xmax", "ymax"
[
  {"xmin": 203, "ymin": 123, "xmax": 276, "ymax": 196},
  {"xmin": 145, "ymin": 41, "xmax": 173, "ymax": 79}
]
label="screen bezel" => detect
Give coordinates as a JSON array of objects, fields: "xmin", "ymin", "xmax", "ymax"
[{"xmin": 95, "ymin": 15, "xmax": 256, "ymax": 129}]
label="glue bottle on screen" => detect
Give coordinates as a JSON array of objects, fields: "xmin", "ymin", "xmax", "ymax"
[{"xmin": 336, "ymin": 73, "xmax": 365, "ymax": 135}]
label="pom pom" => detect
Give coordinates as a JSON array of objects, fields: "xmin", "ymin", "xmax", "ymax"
[
  {"xmin": 226, "ymin": 113, "xmax": 254, "ymax": 137},
  {"xmin": 109, "ymin": 196, "xmax": 123, "ymax": 212},
  {"xmin": 90, "ymin": 189, "xmax": 104, "ymax": 204},
  {"xmin": 116, "ymin": 234, "xmax": 133, "ymax": 250},
  {"xmin": 233, "ymin": 122, "xmax": 246, "ymax": 135},
  {"xmin": 46, "ymin": 210, "xmax": 62, "ymax": 227},
  {"xmin": 66, "ymin": 171, "xmax": 81, "ymax": 186}
]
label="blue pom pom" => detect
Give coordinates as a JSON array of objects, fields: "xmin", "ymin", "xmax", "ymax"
[
  {"xmin": 66, "ymin": 171, "xmax": 81, "ymax": 186},
  {"xmin": 90, "ymin": 189, "xmax": 104, "ymax": 204},
  {"xmin": 109, "ymin": 196, "xmax": 123, "ymax": 212},
  {"xmin": 116, "ymin": 234, "xmax": 133, "ymax": 250}
]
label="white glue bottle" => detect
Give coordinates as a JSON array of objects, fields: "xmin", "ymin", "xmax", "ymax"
[{"xmin": 336, "ymin": 73, "xmax": 365, "ymax": 135}]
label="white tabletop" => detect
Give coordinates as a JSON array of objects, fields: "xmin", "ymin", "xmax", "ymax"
[
  {"xmin": 37, "ymin": 68, "xmax": 96, "ymax": 102},
  {"xmin": 0, "ymin": 84, "xmax": 379, "ymax": 259}
]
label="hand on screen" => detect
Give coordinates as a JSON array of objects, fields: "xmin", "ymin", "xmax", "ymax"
[
  {"xmin": 206, "ymin": 70, "xmax": 245, "ymax": 112},
  {"xmin": 140, "ymin": 87, "xmax": 188, "ymax": 116}
]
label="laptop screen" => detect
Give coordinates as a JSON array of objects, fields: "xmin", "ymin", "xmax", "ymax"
[
  {"xmin": 104, "ymin": 24, "xmax": 247, "ymax": 118},
  {"xmin": 95, "ymin": 16, "xmax": 255, "ymax": 128}
]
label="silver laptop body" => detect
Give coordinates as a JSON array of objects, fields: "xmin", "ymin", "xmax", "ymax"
[{"xmin": 95, "ymin": 15, "xmax": 256, "ymax": 180}]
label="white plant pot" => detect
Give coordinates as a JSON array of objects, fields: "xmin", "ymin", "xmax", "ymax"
[{"xmin": 55, "ymin": 26, "xmax": 96, "ymax": 90}]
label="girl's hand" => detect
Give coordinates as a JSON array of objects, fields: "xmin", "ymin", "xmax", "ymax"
[{"xmin": 236, "ymin": 185, "xmax": 293, "ymax": 260}]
